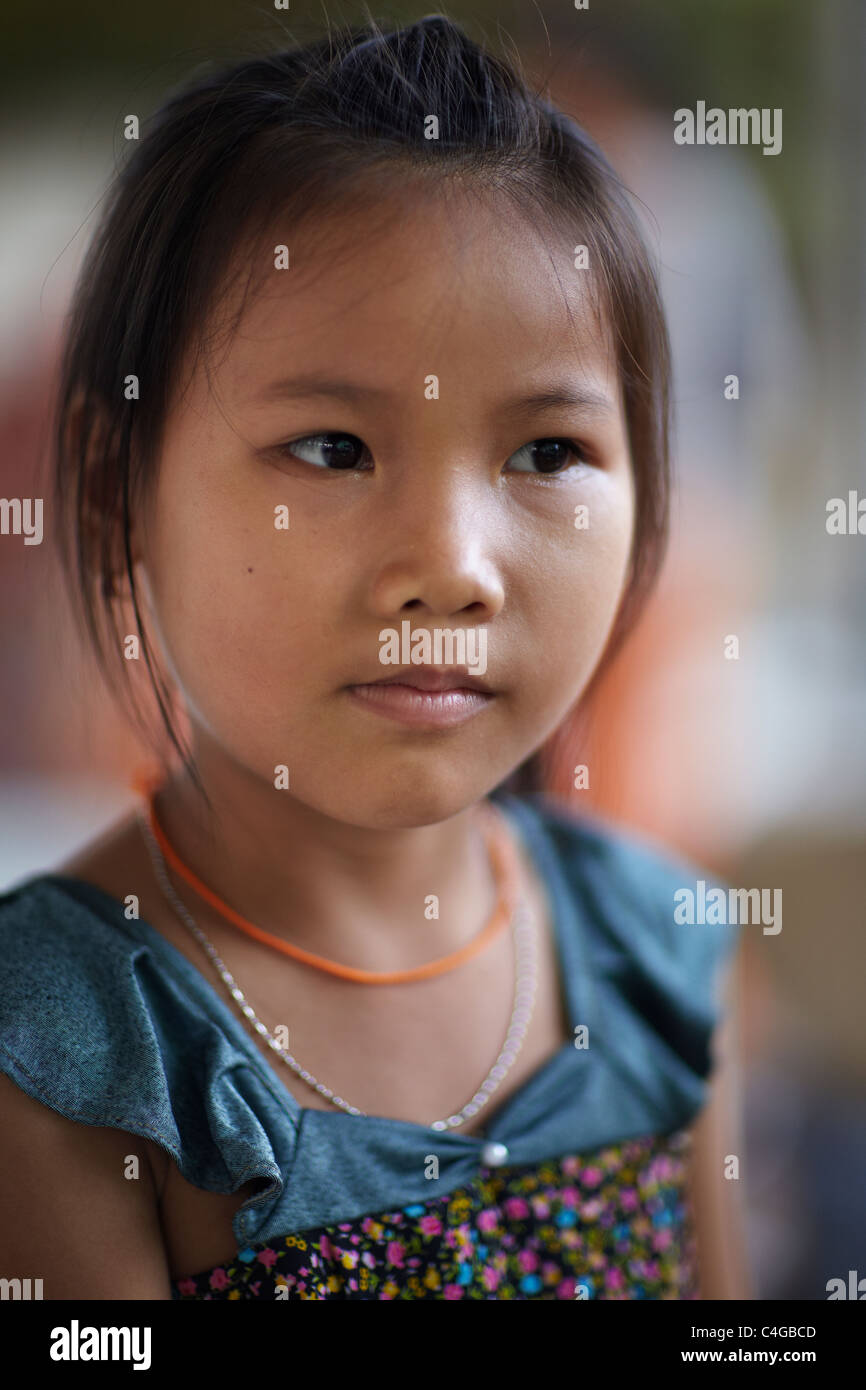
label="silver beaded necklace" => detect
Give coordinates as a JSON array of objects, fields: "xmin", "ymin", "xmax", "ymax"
[{"xmin": 136, "ymin": 807, "xmax": 538, "ymax": 1132}]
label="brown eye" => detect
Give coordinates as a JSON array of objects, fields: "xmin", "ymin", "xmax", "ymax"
[
  {"xmin": 278, "ymin": 434, "xmax": 370, "ymax": 469},
  {"xmin": 506, "ymin": 438, "xmax": 588, "ymax": 474}
]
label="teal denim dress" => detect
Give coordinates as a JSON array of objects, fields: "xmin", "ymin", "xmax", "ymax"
[{"xmin": 0, "ymin": 794, "xmax": 740, "ymax": 1298}]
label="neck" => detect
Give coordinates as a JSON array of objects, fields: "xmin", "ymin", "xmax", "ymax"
[{"xmin": 150, "ymin": 752, "xmax": 499, "ymax": 972}]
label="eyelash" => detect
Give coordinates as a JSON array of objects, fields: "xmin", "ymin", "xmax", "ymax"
[{"xmin": 273, "ymin": 433, "xmax": 593, "ymax": 476}]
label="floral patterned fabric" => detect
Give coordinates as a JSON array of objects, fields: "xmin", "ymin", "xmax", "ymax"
[{"xmin": 172, "ymin": 1127, "xmax": 699, "ymax": 1300}]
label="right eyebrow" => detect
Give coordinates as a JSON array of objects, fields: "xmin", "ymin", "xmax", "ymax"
[{"xmin": 254, "ymin": 375, "xmax": 391, "ymax": 405}]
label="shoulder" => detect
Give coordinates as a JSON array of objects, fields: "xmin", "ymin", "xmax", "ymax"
[
  {"xmin": 500, "ymin": 790, "xmax": 740, "ymax": 945},
  {"xmin": 0, "ymin": 874, "xmax": 148, "ymax": 1065},
  {"xmin": 0, "ymin": 869, "xmax": 144, "ymax": 958},
  {"xmin": 0, "ymin": 874, "xmax": 290, "ymax": 1213},
  {"xmin": 498, "ymin": 793, "xmax": 741, "ymax": 1079},
  {"xmin": 0, "ymin": 874, "xmax": 174, "ymax": 1124},
  {"xmin": 0, "ymin": 873, "xmax": 162, "ymax": 1080}
]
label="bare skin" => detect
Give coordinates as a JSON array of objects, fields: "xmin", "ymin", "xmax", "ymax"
[
  {"xmin": 57, "ymin": 800, "xmax": 570, "ymax": 1282},
  {"xmin": 14, "ymin": 179, "xmax": 643, "ymax": 1295}
]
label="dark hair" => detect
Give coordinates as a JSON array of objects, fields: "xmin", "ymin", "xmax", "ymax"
[{"xmin": 52, "ymin": 12, "xmax": 672, "ymax": 805}]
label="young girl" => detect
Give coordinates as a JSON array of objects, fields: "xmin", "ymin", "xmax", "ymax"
[{"xmin": 0, "ymin": 16, "xmax": 749, "ymax": 1300}]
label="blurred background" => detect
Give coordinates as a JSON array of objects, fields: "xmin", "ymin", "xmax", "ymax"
[{"xmin": 1, "ymin": 0, "xmax": 863, "ymax": 1298}]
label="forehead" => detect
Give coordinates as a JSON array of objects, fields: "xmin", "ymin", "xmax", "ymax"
[{"xmin": 199, "ymin": 178, "xmax": 621, "ymax": 417}]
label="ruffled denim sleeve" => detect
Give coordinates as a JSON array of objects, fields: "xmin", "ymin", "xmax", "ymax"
[{"xmin": 0, "ymin": 876, "xmax": 295, "ymax": 1244}]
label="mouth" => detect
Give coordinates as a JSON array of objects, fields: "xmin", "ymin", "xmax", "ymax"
[
  {"xmin": 359, "ymin": 667, "xmax": 492, "ymax": 693},
  {"xmin": 345, "ymin": 668, "xmax": 496, "ymax": 728}
]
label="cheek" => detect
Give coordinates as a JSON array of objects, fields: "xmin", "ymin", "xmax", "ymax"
[
  {"xmin": 512, "ymin": 479, "xmax": 634, "ymax": 687},
  {"xmin": 141, "ymin": 477, "xmax": 343, "ymax": 722}
]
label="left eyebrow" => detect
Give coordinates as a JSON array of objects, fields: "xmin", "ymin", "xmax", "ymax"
[
  {"xmin": 254, "ymin": 375, "xmax": 391, "ymax": 405},
  {"xmin": 253, "ymin": 374, "xmax": 616, "ymax": 416},
  {"xmin": 496, "ymin": 385, "xmax": 616, "ymax": 418}
]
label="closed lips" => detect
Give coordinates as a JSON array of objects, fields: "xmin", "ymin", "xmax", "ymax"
[
  {"xmin": 344, "ymin": 670, "xmax": 496, "ymax": 728},
  {"xmin": 351, "ymin": 669, "xmax": 493, "ymax": 693}
]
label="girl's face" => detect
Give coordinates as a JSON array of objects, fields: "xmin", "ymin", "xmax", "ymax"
[{"xmin": 135, "ymin": 186, "xmax": 635, "ymax": 828}]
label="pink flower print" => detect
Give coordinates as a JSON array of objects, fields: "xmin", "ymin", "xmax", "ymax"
[
  {"xmin": 605, "ymin": 1268, "xmax": 625, "ymax": 1290},
  {"xmin": 482, "ymin": 1265, "xmax": 501, "ymax": 1292},
  {"xmin": 580, "ymin": 1166, "xmax": 603, "ymax": 1188},
  {"xmin": 350, "ymin": 1234, "xmax": 361, "ymax": 1245},
  {"xmin": 443, "ymin": 1285, "xmax": 464, "ymax": 1299},
  {"xmin": 620, "ymin": 1188, "xmax": 639, "ymax": 1212},
  {"xmin": 557, "ymin": 1277, "xmax": 578, "ymax": 1298},
  {"xmin": 362, "ymin": 1252, "xmax": 377, "ymax": 1269},
  {"xmin": 257, "ymin": 1248, "xmax": 278, "ymax": 1268},
  {"xmin": 561, "ymin": 1156, "xmax": 581, "ymax": 1177},
  {"xmin": 176, "ymin": 1277, "xmax": 197, "ymax": 1297},
  {"xmin": 652, "ymin": 1228, "xmax": 673, "ymax": 1252},
  {"xmin": 385, "ymin": 1240, "xmax": 406, "ymax": 1268},
  {"xmin": 319, "ymin": 1235, "xmax": 336, "ymax": 1261},
  {"xmin": 559, "ymin": 1186, "xmax": 580, "ymax": 1207},
  {"xmin": 580, "ymin": 1199, "xmax": 604, "ymax": 1221},
  {"xmin": 530, "ymin": 1197, "xmax": 550, "ymax": 1220},
  {"xmin": 503, "ymin": 1197, "xmax": 530, "ymax": 1220},
  {"xmin": 250, "ymin": 1282, "xmax": 262, "ymax": 1297},
  {"xmin": 209, "ymin": 1268, "xmax": 230, "ymax": 1291},
  {"xmin": 477, "ymin": 1208, "xmax": 499, "ymax": 1233},
  {"xmin": 517, "ymin": 1248, "xmax": 539, "ymax": 1273},
  {"xmin": 418, "ymin": 1215, "xmax": 443, "ymax": 1237}
]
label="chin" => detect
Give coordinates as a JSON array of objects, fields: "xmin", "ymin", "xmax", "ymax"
[{"xmin": 319, "ymin": 766, "xmax": 506, "ymax": 831}]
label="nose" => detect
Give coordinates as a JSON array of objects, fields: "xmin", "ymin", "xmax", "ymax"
[{"xmin": 366, "ymin": 467, "xmax": 506, "ymax": 623}]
